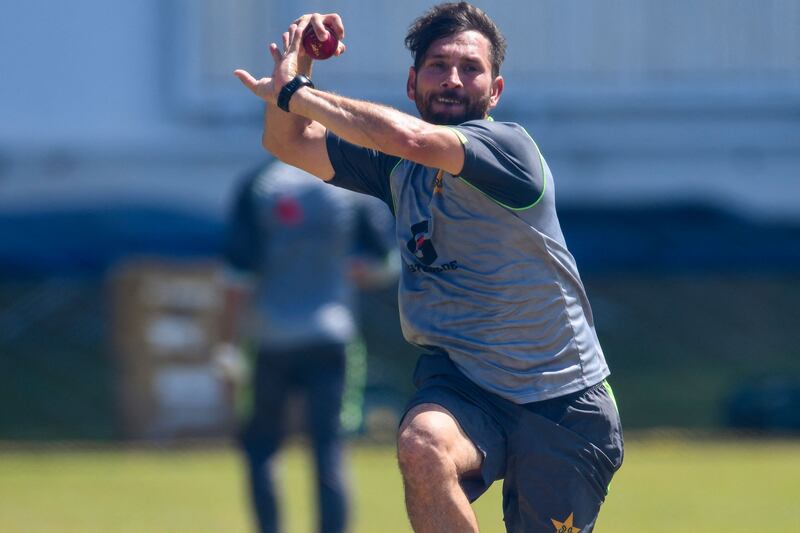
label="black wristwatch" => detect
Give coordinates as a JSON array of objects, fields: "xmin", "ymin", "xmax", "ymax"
[{"xmin": 277, "ymin": 74, "xmax": 314, "ymax": 112}]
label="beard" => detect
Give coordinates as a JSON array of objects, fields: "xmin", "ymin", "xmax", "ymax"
[{"xmin": 414, "ymin": 85, "xmax": 492, "ymax": 126}]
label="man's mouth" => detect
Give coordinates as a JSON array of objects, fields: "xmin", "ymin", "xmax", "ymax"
[{"xmin": 435, "ymin": 96, "xmax": 463, "ymax": 106}]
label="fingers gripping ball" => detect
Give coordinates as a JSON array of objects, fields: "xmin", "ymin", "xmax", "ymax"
[{"xmin": 302, "ymin": 24, "xmax": 339, "ymax": 60}]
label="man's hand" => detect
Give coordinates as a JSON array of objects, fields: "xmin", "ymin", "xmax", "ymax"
[
  {"xmin": 233, "ymin": 31, "xmax": 296, "ymax": 105},
  {"xmin": 234, "ymin": 13, "xmax": 345, "ymax": 104},
  {"xmin": 294, "ymin": 13, "xmax": 346, "ymax": 74}
]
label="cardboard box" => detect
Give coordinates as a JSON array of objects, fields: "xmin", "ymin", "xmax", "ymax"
[{"xmin": 109, "ymin": 258, "xmax": 235, "ymax": 440}]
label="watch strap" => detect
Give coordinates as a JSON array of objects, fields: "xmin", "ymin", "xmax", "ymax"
[{"xmin": 277, "ymin": 75, "xmax": 314, "ymax": 112}]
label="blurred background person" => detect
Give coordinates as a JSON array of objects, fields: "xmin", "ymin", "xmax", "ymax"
[{"xmin": 221, "ymin": 158, "xmax": 396, "ymax": 533}]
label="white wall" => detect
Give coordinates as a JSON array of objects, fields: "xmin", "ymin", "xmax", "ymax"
[
  {"xmin": 0, "ymin": 0, "xmax": 798, "ymax": 219},
  {"xmin": 1, "ymin": 1, "xmax": 163, "ymax": 148}
]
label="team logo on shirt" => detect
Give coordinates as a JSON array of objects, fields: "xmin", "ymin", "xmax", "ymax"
[
  {"xmin": 405, "ymin": 221, "xmax": 459, "ymax": 273},
  {"xmin": 433, "ymin": 169, "xmax": 444, "ymax": 194},
  {"xmin": 274, "ymin": 196, "xmax": 304, "ymax": 226},
  {"xmin": 551, "ymin": 512, "xmax": 581, "ymax": 533}
]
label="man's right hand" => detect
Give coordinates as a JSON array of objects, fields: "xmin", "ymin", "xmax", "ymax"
[
  {"xmin": 234, "ymin": 13, "xmax": 345, "ymax": 105},
  {"xmin": 294, "ymin": 12, "xmax": 346, "ymax": 71}
]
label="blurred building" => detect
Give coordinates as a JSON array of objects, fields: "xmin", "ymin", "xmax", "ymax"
[{"xmin": 1, "ymin": 0, "xmax": 799, "ymax": 439}]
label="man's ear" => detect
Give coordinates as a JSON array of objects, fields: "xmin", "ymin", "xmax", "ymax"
[
  {"xmin": 488, "ymin": 75, "xmax": 504, "ymax": 109},
  {"xmin": 406, "ymin": 66, "xmax": 417, "ymax": 102}
]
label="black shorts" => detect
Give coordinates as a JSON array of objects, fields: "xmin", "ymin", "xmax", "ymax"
[{"xmin": 403, "ymin": 353, "xmax": 624, "ymax": 533}]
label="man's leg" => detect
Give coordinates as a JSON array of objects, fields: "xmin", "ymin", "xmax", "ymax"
[
  {"xmin": 240, "ymin": 350, "xmax": 291, "ymax": 533},
  {"xmin": 396, "ymin": 403, "xmax": 484, "ymax": 533},
  {"xmin": 305, "ymin": 344, "xmax": 349, "ymax": 533}
]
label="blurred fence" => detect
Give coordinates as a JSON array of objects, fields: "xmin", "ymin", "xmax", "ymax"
[
  {"xmin": 586, "ymin": 274, "xmax": 800, "ymax": 429},
  {"xmin": 0, "ymin": 279, "xmax": 114, "ymax": 440},
  {"xmin": 2, "ymin": 206, "xmax": 799, "ymax": 440}
]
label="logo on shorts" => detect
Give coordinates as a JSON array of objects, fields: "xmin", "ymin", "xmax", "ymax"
[{"xmin": 551, "ymin": 512, "xmax": 580, "ymax": 533}]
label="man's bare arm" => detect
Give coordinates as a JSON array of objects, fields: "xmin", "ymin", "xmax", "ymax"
[
  {"xmin": 246, "ymin": 19, "xmax": 336, "ymax": 180},
  {"xmin": 261, "ymin": 100, "xmax": 333, "ymax": 179},
  {"xmin": 289, "ymin": 87, "xmax": 465, "ymax": 176},
  {"xmin": 234, "ymin": 13, "xmax": 465, "ymax": 179}
]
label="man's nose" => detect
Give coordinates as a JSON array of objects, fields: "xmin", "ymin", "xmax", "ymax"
[{"xmin": 441, "ymin": 66, "xmax": 463, "ymax": 89}]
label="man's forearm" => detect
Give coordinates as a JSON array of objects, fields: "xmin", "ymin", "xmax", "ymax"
[
  {"xmin": 262, "ymin": 60, "xmax": 321, "ymax": 157},
  {"xmin": 238, "ymin": 42, "xmax": 462, "ymax": 174},
  {"xmin": 234, "ymin": 15, "xmax": 462, "ymax": 174},
  {"xmin": 289, "ymin": 86, "xmax": 443, "ymax": 162}
]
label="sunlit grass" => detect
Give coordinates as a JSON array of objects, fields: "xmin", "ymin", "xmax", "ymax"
[{"xmin": 0, "ymin": 435, "xmax": 798, "ymax": 532}]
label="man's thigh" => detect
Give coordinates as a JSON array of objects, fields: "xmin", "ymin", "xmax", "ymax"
[
  {"xmin": 250, "ymin": 349, "xmax": 294, "ymax": 422},
  {"xmin": 302, "ymin": 343, "xmax": 347, "ymax": 441},
  {"xmin": 401, "ymin": 353, "xmax": 508, "ymax": 501},
  {"xmin": 240, "ymin": 348, "xmax": 295, "ymax": 449}
]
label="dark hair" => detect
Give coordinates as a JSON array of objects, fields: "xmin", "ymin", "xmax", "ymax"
[{"xmin": 405, "ymin": 2, "xmax": 507, "ymax": 77}]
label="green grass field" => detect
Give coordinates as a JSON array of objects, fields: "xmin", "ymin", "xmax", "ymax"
[{"xmin": 1, "ymin": 435, "xmax": 798, "ymax": 532}]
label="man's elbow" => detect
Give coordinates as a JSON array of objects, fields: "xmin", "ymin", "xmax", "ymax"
[
  {"xmin": 262, "ymin": 131, "xmax": 279, "ymax": 155},
  {"xmin": 263, "ymin": 132, "xmax": 296, "ymax": 164}
]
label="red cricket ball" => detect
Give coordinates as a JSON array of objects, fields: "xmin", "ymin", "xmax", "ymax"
[{"xmin": 302, "ymin": 24, "xmax": 339, "ymax": 60}]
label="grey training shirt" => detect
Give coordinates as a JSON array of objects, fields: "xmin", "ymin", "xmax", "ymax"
[
  {"xmin": 325, "ymin": 119, "xmax": 610, "ymax": 403},
  {"xmin": 225, "ymin": 160, "xmax": 393, "ymax": 349}
]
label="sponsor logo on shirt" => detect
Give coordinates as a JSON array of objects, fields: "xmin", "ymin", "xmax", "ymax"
[
  {"xmin": 406, "ymin": 220, "xmax": 437, "ymax": 264},
  {"xmin": 406, "ymin": 260, "xmax": 459, "ymax": 274},
  {"xmin": 405, "ymin": 220, "xmax": 458, "ymax": 274}
]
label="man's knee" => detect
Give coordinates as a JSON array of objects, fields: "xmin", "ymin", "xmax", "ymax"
[{"xmin": 396, "ymin": 406, "xmax": 469, "ymax": 481}]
